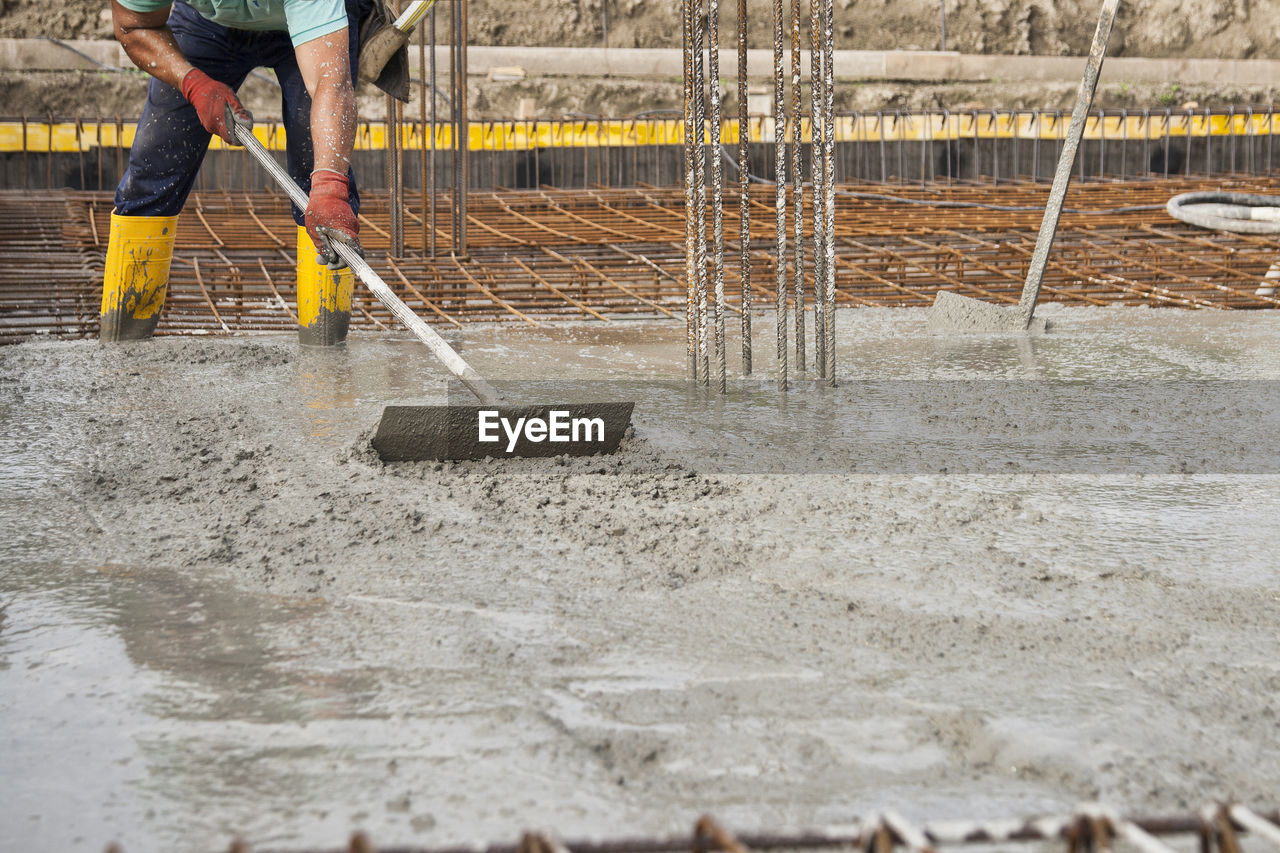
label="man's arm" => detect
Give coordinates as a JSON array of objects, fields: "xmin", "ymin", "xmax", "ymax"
[
  {"xmin": 295, "ymin": 30, "xmax": 360, "ymax": 262},
  {"xmin": 111, "ymin": 0, "xmax": 193, "ymax": 89},
  {"xmin": 111, "ymin": 0, "xmax": 251, "ymax": 144},
  {"xmin": 294, "ymin": 30, "xmax": 357, "ymax": 176}
]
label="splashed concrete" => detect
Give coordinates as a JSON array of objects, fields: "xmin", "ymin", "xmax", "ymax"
[{"xmin": 2, "ymin": 307, "xmax": 1279, "ymax": 852}]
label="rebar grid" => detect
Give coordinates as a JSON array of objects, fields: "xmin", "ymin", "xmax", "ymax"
[
  {"xmin": 106, "ymin": 804, "xmax": 1280, "ymax": 853},
  {"xmin": 4, "ymin": 179, "xmax": 1280, "ymax": 344}
]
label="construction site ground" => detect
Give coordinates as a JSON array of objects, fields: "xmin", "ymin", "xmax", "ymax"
[{"xmin": 2, "ymin": 307, "xmax": 1279, "ymax": 851}]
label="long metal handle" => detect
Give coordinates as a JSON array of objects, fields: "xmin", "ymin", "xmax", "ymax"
[
  {"xmin": 1017, "ymin": 0, "xmax": 1120, "ymax": 320},
  {"xmin": 231, "ymin": 118, "xmax": 501, "ymax": 405},
  {"xmin": 393, "ymin": 0, "xmax": 437, "ymax": 33}
]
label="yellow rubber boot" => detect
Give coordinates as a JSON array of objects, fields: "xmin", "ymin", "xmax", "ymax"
[
  {"xmin": 100, "ymin": 213, "xmax": 178, "ymax": 342},
  {"xmin": 296, "ymin": 226, "xmax": 353, "ymax": 347}
]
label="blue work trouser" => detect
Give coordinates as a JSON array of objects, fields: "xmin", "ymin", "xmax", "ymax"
[{"xmin": 114, "ymin": 0, "xmax": 371, "ymax": 226}]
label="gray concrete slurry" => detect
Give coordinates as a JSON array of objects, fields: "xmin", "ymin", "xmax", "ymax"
[{"xmin": 1, "ymin": 307, "xmax": 1278, "ymax": 853}]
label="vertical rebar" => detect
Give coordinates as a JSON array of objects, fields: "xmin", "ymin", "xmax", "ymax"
[
  {"xmin": 388, "ymin": 96, "xmax": 405, "ymax": 256},
  {"xmin": 1011, "ymin": 109, "xmax": 1020, "ymax": 180},
  {"xmin": 790, "ymin": 0, "xmax": 805, "ymax": 373},
  {"xmin": 810, "ymin": 0, "xmax": 826, "ymax": 377},
  {"xmin": 709, "ymin": 0, "xmax": 727, "ymax": 391},
  {"xmin": 879, "ymin": 112, "xmax": 888, "ymax": 182},
  {"xmin": 1223, "ymin": 104, "xmax": 1233, "ymax": 174},
  {"xmin": 773, "ymin": 0, "xmax": 788, "ymax": 387},
  {"xmin": 693, "ymin": 0, "xmax": 711, "ymax": 384},
  {"xmin": 114, "ymin": 116, "xmax": 124, "ymax": 186},
  {"xmin": 387, "ymin": 0, "xmax": 404, "ymax": 256},
  {"xmin": 418, "ymin": 20, "xmax": 429, "ymax": 257},
  {"xmin": 1202, "ymin": 107, "xmax": 1209, "ymax": 176},
  {"xmin": 458, "ymin": 0, "xmax": 469, "ymax": 255},
  {"xmin": 1184, "ymin": 109, "xmax": 1193, "ymax": 178},
  {"xmin": 1032, "ymin": 108, "xmax": 1041, "ymax": 181},
  {"xmin": 1097, "ymin": 107, "xmax": 1105, "ymax": 179},
  {"xmin": 429, "ymin": 5, "xmax": 437, "ymax": 255},
  {"xmin": 449, "ymin": 0, "xmax": 459, "ymax": 249},
  {"xmin": 821, "ymin": 0, "xmax": 836, "ymax": 385},
  {"xmin": 737, "ymin": 0, "xmax": 752, "ymax": 376},
  {"xmin": 1268, "ymin": 109, "xmax": 1273, "ymax": 175},
  {"xmin": 96, "ymin": 117, "xmax": 103, "ymax": 192},
  {"xmin": 1162, "ymin": 109, "xmax": 1171, "ymax": 179},
  {"xmin": 1120, "ymin": 108, "xmax": 1127, "ymax": 178},
  {"xmin": 990, "ymin": 109, "xmax": 999, "ymax": 184},
  {"xmin": 683, "ymin": 0, "xmax": 698, "ymax": 382}
]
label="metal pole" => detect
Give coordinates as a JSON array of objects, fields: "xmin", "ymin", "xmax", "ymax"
[
  {"xmin": 810, "ymin": 0, "xmax": 826, "ymax": 377},
  {"xmin": 389, "ymin": 0, "xmax": 405, "ymax": 257},
  {"xmin": 449, "ymin": 0, "xmax": 459, "ymax": 252},
  {"xmin": 939, "ymin": 0, "xmax": 947, "ymax": 51},
  {"xmin": 821, "ymin": 0, "xmax": 836, "ymax": 384},
  {"xmin": 429, "ymin": 4, "xmax": 437, "ymax": 256},
  {"xmin": 773, "ymin": 0, "xmax": 788, "ymax": 388},
  {"xmin": 693, "ymin": 0, "xmax": 710, "ymax": 384},
  {"xmin": 1016, "ymin": 0, "xmax": 1120, "ymax": 317},
  {"xmin": 737, "ymin": 0, "xmax": 751, "ymax": 376},
  {"xmin": 458, "ymin": 0, "xmax": 469, "ymax": 256},
  {"xmin": 418, "ymin": 18, "xmax": 429, "ymax": 257},
  {"xmin": 683, "ymin": 0, "xmax": 699, "ymax": 383},
  {"xmin": 708, "ymin": 0, "xmax": 727, "ymax": 392},
  {"xmin": 790, "ymin": 0, "xmax": 804, "ymax": 373}
]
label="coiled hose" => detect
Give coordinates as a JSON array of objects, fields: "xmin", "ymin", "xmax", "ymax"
[{"xmin": 1166, "ymin": 191, "xmax": 1280, "ymax": 295}]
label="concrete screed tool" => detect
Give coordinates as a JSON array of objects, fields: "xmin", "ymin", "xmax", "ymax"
[
  {"xmin": 928, "ymin": 0, "xmax": 1120, "ymax": 334},
  {"xmin": 230, "ymin": 110, "xmax": 634, "ymax": 462}
]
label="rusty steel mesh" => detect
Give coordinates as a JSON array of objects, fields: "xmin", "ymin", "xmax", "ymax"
[{"xmin": 3, "ymin": 179, "xmax": 1280, "ymax": 344}]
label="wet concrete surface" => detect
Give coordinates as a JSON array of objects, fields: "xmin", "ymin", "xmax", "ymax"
[{"xmin": 2, "ymin": 306, "xmax": 1279, "ymax": 852}]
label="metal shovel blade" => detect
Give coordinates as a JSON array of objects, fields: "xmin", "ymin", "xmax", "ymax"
[
  {"xmin": 372, "ymin": 402, "xmax": 636, "ymax": 461},
  {"xmin": 928, "ymin": 291, "xmax": 1048, "ymax": 334}
]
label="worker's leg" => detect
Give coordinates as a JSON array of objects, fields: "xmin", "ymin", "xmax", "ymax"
[
  {"xmin": 102, "ymin": 1, "xmax": 253, "ymax": 341},
  {"xmin": 272, "ymin": 0, "xmax": 369, "ymax": 346}
]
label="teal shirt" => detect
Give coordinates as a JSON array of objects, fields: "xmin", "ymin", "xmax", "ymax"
[{"xmin": 116, "ymin": 0, "xmax": 348, "ymax": 47}]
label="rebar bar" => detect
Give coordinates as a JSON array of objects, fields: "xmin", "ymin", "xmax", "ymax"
[
  {"xmin": 458, "ymin": 0, "xmax": 469, "ymax": 256},
  {"xmin": 683, "ymin": 0, "xmax": 699, "ymax": 383},
  {"xmin": 692, "ymin": 0, "xmax": 710, "ymax": 385},
  {"xmin": 790, "ymin": 0, "xmax": 804, "ymax": 373},
  {"xmin": 429, "ymin": 4, "xmax": 437, "ymax": 256},
  {"xmin": 821, "ymin": 0, "xmax": 836, "ymax": 384},
  {"xmin": 418, "ymin": 17, "xmax": 429, "ymax": 257},
  {"xmin": 708, "ymin": 0, "xmax": 728, "ymax": 391},
  {"xmin": 810, "ymin": 2, "xmax": 826, "ymax": 377},
  {"xmin": 388, "ymin": 94, "xmax": 405, "ymax": 256},
  {"xmin": 772, "ymin": 0, "xmax": 788, "ymax": 387},
  {"xmin": 737, "ymin": 0, "xmax": 751, "ymax": 376}
]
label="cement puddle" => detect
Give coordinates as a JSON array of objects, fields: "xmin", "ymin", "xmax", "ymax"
[{"xmin": 2, "ymin": 307, "xmax": 1279, "ymax": 851}]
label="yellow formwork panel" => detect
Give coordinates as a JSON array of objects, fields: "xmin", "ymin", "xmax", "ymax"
[{"xmin": 2, "ymin": 112, "xmax": 1276, "ymax": 153}]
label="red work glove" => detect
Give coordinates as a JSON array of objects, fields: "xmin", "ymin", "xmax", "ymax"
[
  {"xmin": 305, "ymin": 169, "xmax": 362, "ymax": 269},
  {"xmin": 179, "ymin": 68, "xmax": 252, "ymax": 145}
]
